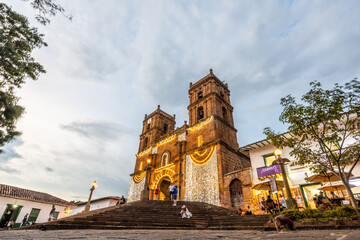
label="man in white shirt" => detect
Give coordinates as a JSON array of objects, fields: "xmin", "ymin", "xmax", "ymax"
[{"xmin": 169, "ymin": 184, "xmax": 174, "ymax": 201}]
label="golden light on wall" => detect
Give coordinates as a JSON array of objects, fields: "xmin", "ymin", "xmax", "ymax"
[
  {"xmin": 133, "ymin": 171, "xmax": 146, "ymax": 183},
  {"xmin": 156, "ymin": 134, "xmax": 177, "ymax": 147},
  {"xmin": 189, "ymin": 146, "xmax": 215, "ymax": 165},
  {"xmin": 187, "ymin": 116, "xmax": 213, "ymax": 132},
  {"xmin": 151, "ymin": 167, "xmax": 175, "ymax": 189},
  {"xmin": 136, "ymin": 134, "xmax": 177, "ymax": 158},
  {"xmin": 185, "ymin": 147, "xmax": 220, "ymax": 205},
  {"xmin": 136, "ymin": 147, "xmax": 152, "ymax": 157}
]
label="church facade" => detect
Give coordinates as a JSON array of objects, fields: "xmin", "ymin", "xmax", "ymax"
[{"xmin": 128, "ymin": 70, "xmax": 252, "ymax": 208}]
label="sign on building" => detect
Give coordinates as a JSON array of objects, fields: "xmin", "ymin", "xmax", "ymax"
[
  {"xmin": 256, "ymin": 164, "xmax": 281, "ymax": 178},
  {"xmin": 269, "ymin": 177, "xmax": 278, "ymax": 194},
  {"xmin": 270, "ymin": 177, "xmax": 277, "ymax": 194}
]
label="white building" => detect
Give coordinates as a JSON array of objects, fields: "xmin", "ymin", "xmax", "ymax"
[
  {"xmin": 69, "ymin": 196, "xmax": 120, "ymax": 216},
  {"xmin": 0, "ymin": 184, "xmax": 75, "ymax": 228},
  {"xmin": 238, "ymin": 136, "xmax": 360, "ymax": 210}
]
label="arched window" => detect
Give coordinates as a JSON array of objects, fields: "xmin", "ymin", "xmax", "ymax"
[
  {"xmin": 230, "ymin": 179, "xmax": 243, "ymax": 207},
  {"xmin": 222, "ymin": 107, "xmax": 227, "ymax": 122},
  {"xmin": 198, "ymin": 106, "xmax": 204, "ymax": 120},
  {"xmin": 143, "ymin": 137, "xmax": 149, "ymax": 150},
  {"xmin": 161, "ymin": 152, "xmax": 170, "ymax": 167},
  {"xmin": 220, "ymin": 91, "xmax": 224, "ymax": 98},
  {"xmin": 163, "ymin": 124, "xmax": 168, "ymax": 133},
  {"xmin": 198, "ymin": 91, "xmax": 203, "ymax": 100},
  {"xmin": 147, "ymin": 123, "xmax": 150, "ymax": 130}
]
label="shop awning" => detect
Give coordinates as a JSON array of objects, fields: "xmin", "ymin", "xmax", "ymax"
[{"xmin": 252, "ymin": 180, "xmax": 285, "ymax": 191}]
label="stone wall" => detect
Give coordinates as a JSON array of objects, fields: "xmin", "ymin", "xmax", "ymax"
[{"xmin": 222, "ymin": 168, "xmax": 253, "ymax": 209}]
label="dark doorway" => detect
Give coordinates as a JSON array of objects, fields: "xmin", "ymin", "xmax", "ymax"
[
  {"xmin": 0, "ymin": 204, "xmax": 23, "ymax": 228},
  {"xmin": 159, "ymin": 177, "xmax": 171, "ymax": 201},
  {"xmin": 230, "ymin": 179, "xmax": 243, "ymax": 207}
]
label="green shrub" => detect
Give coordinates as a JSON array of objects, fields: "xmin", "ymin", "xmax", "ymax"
[
  {"xmin": 281, "ymin": 205, "xmax": 358, "ymax": 221},
  {"xmin": 302, "ymin": 208, "xmax": 323, "ymax": 219},
  {"xmin": 281, "ymin": 209, "xmax": 304, "ymax": 221},
  {"xmin": 324, "ymin": 205, "xmax": 357, "ymax": 219}
]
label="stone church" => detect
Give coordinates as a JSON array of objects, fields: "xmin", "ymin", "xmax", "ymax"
[{"xmin": 128, "ymin": 70, "xmax": 252, "ymax": 208}]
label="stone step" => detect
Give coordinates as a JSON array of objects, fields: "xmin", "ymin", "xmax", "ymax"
[{"xmin": 19, "ymin": 201, "xmax": 270, "ymax": 231}]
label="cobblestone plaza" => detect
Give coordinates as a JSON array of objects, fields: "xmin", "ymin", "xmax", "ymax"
[{"xmin": 0, "ymin": 230, "xmax": 359, "ymax": 240}]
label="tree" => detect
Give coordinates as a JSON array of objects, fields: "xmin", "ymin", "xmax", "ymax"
[
  {"xmin": 24, "ymin": 0, "xmax": 72, "ymax": 25},
  {"xmin": 0, "ymin": 1, "xmax": 70, "ymax": 150},
  {"xmin": 264, "ymin": 79, "xmax": 360, "ymax": 218},
  {"xmin": 0, "ymin": 3, "xmax": 47, "ymax": 148}
]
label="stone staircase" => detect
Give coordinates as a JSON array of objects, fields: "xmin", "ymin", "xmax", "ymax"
[{"xmin": 21, "ymin": 201, "xmax": 271, "ymax": 230}]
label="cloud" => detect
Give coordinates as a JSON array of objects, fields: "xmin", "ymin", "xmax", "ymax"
[
  {"xmin": 0, "ymin": 138, "xmax": 23, "ymax": 174},
  {"xmin": 1, "ymin": 0, "xmax": 359, "ymax": 201},
  {"xmin": 0, "ymin": 165, "xmax": 20, "ymax": 174},
  {"xmin": 61, "ymin": 121, "xmax": 133, "ymax": 140}
]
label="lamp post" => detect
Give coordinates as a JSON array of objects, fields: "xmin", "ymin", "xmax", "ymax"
[
  {"xmin": 272, "ymin": 149, "xmax": 298, "ymax": 209},
  {"xmin": 141, "ymin": 158, "xmax": 152, "ymax": 201},
  {"xmin": 84, "ymin": 180, "xmax": 97, "ymax": 212}
]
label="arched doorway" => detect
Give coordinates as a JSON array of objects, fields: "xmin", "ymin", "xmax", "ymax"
[
  {"xmin": 230, "ymin": 179, "xmax": 243, "ymax": 207},
  {"xmin": 159, "ymin": 177, "xmax": 171, "ymax": 200}
]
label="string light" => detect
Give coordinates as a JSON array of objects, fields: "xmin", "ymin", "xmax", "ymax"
[
  {"xmin": 189, "ymin": 146, "xmax": 215, "ymax": 165},
  {"xmin": 136, "ymin": 147, "xmax": 152, "ymax": 157},
  {"xmin": 156, "ymin": 134, "xmax": 177, "ymax": 147},
  {"xmin": 127, "ymin": 176, "xmax": 146, "ymax": 202},
  {"xmin": 136, "ymin": 134, "xmax": 177, "ymax": 157},
  {"xmin": 185, "ymin": 147, "xmax": 220, "ymax": 205},
  {"xmin": 187, "ymin": 116, "xmax": 213, "ymax": 132},
  {"xmin": 151, "ymin": 167, "xmax": 175, "ymax": 189},
  {"xmin": 133, "ymin": 171, "xmax": 146, "ymax": 183}
]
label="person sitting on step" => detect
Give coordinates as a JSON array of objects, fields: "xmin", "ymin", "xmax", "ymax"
[
  {"xmin": 245, "ymin": 206, "xmax": 252, "ymax": 215},
  {"xmin": 237, "ymin": 207, "xmax": 243, "ymax": 215},
  {"xmin": 259, "ymin": 197, "xmax": 267, "ymax": 213},
  {"xmin": 265, "ymin": 195, "xmax": 276, "ymax": 214},
  {"xmin": 180, "ymin": 205, "xmax": 192, "ymax": 218}
]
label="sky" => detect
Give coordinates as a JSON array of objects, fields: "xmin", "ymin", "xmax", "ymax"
[{"xmin": 1, "ymin": 0, "xmax": 359, "ymax": 202}]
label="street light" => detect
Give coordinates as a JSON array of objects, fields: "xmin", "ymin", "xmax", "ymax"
[
  {"xmin": 272, "ymin": 149, "xmax": 298, "ymax": 209},
  {"xmin": 84, "ymin": 180, "xmax": 97, "ymax": 212},
  {"xmin": 141, "ymin": 159, "xmax": 152, "ymax": 200}
]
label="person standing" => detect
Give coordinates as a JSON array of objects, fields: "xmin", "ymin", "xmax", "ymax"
[
  {"xmin": 48, "ymin": 205, "xmax": 56, "ymax": 221},
  {"xmin": 155, "ymin": 188, "xmax": 160, "ymax": 200},
  {"xmin": 21, "ymin": 213, "xmax": 28, "ymax": 227},
  {"xmin": 169, "ymin": 183, "xmax": 174, "ymax": 201},
  {"xmin": 6, "ymin": 220, "xmax": 14, "ymax": 230},
  {"xmin": 316, "ymin": 192, "xmax": 325, "ymax": 207},
  {"xmin": 279, "ymin": 194, "xmax": 287, "ymax": 210},
  {"xmin": 172, "ymin": 185, "xmax": 178, "ymax": 206}
]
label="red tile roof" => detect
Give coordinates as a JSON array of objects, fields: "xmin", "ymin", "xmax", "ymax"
[
  {"xmin": 0, "ymin": 184, "xmax": 74, "ymax": 207},
  {"xmin": 77, "ymin": 196, "xmax": 121, "ymax": 206}
]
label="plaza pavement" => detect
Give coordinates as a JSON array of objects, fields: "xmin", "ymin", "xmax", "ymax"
[{"xmin": 0, "ymin": 229, "xmax": 359, "ymax": 240}]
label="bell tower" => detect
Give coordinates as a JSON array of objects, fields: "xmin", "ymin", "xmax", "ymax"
[
  {"xmin": 187, "ymin": 69, "xmax": 238, "ymax": 149},
  {"xmin": 138, "ymin": 105, "xmax": 176, "ymax": 153}
]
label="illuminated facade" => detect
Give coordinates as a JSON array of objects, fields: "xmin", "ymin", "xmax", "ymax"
[{"xmin": 128, "ymin": 70, "xmax": 251, "ymax": 208}]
